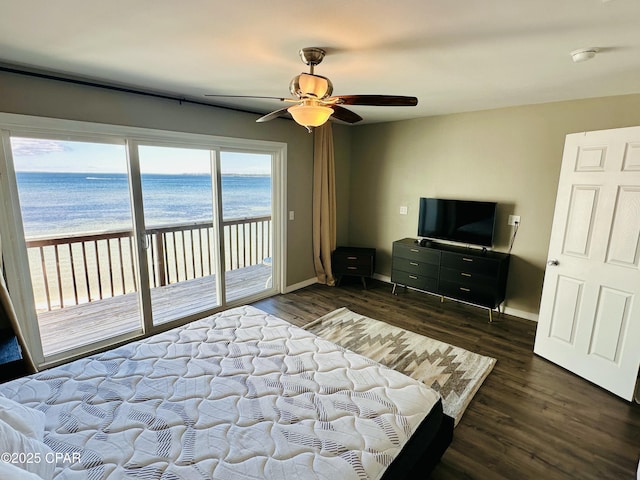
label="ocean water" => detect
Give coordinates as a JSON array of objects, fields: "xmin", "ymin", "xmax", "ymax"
[{"xmin": 16, "ymin": 172, "xmax": 272, "ymax": 236}]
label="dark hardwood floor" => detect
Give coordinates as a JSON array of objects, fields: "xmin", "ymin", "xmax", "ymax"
[{"xmin": 253, "ymin": 279, "xmax": 640, "ymax": 480}]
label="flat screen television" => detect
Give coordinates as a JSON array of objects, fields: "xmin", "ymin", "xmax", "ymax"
[{"xmin": 418, "ymin": 197, "xmax": 497, "ymax": 247}]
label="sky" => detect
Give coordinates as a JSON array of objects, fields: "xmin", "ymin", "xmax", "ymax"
[{"xmin": 10, "ymin": 137, "xmax": 271, "ymax": 175}]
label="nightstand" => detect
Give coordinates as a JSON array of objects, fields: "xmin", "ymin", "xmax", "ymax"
[{"xmin": 332, "ymin": 246, "xmax": 376, "ymax": 288}]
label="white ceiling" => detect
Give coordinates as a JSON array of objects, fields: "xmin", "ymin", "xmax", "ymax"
[{"xmin": 2, "ymin": 0, "xmax": 640, "ymax": 125}]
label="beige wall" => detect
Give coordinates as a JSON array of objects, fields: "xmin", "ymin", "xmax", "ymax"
[
  {"xmin": 0, "ymin": 70, "xmax": 317, "ymax": 287},
  {"xmin": 5, "ymin": 67, "xmax": 640, "ymax": 318},
  {"xmin": 349, "ymin": 94, "xmax": 640, "ymax": 318}
]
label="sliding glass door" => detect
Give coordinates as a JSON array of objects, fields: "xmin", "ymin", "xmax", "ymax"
[
  {"xmin": 0, "ymin": 116, "xmax": 284, "ymax": 366},
  {"xmin": 137, "ymin": 145, "xmax": 220, "ymax": 326},
  {"xmin": 10, "ymin": 136, "xmax": 142, "ymax": 356},
  {"xmin": 220, "ymin": 151, "xmax": 273, "ymax": 302}
]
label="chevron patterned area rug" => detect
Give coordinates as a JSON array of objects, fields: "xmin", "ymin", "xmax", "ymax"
[{"xmin": 305, "ymin": 307, "xmax": 496, "ymax": 426}]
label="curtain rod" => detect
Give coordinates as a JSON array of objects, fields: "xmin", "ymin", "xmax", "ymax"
[{"xmin": 0, "ymin": 64, "xmax": 260, "ymax": 116}]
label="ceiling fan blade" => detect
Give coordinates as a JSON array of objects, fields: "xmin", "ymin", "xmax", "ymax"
[
  {"xmin": 205, "ymin": 94, "xmax": 288, "ymax": 101},
  {"xmin": 330, "ymin": 105, "xmax": 363, "ymax": 124},
  {"xmin": 334, "ymin": 95, "xmax": 418, "ymax": 107},
  {"xmin": 256, "ymin": 106, "xmax": 291, "ymax": 123}
]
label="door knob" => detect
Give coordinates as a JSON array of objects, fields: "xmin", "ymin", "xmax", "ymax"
[{"xmin": 547, "ymin": 259, "xmax": 559, "ymax": 266}]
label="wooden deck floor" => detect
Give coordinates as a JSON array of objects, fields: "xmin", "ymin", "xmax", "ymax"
[{"xmin": 38, "ymin": 264, "xmax": 271, "ymax": 356}]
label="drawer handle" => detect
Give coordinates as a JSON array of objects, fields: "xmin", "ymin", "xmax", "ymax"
[
  {"xmin": 347, "ymin": 266, "xmax": 358, "ymax": 270},
  {"xmin": 410, "ymin": 248, "xmax": 419, "ymax": 253},
  {"xmin": 410, "ymin": 262, "xmax": 419, "ymax": 266},
  {"xmin": 347, "ymin": 256, "xmax": 358, "ymax": 260},
  {"xmin": 409, "ymin": 275, "xmax": 418, "ymax": 279},
  {"xmin": 460, "ymin": 287, "xmax": 471, "ymax": 292},
  {"xmin": 462, "ymin": 257, "xmax": 474, "ymax": 262},
  {"xmin": 461, "ymin": 273, "xmax": 472, "ymax": 277}
]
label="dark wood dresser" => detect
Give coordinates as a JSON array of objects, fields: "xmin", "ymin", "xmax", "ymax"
[{"xmin": 391, "ymin": 238, "xmax": 510, "ymax": 320}]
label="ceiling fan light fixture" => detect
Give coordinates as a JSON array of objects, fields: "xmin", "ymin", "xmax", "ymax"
[
  {"xmin": 224, "ymin": 47, "xmax": 417, "ymax": 128},
  {"xmin": 290, "ymin": 73, "xmax": 333, "ymax": 99},
  {"xmin": 287, "ymin": 103, "xmax": 333, "ymax": 129}
]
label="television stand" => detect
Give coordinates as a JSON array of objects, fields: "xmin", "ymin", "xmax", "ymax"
[{"xmin": 391, "ymin": 238, "xmax": 510, "ymax": 321}]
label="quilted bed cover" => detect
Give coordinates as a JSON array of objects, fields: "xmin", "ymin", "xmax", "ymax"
[{"xmin": 0, "ymin": 306, "xmax": 440, "ymax": 479}]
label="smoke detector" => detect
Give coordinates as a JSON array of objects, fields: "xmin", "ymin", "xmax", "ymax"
[{"xmin": 571, "ymin": 48, "xmax": 598, "ymax": 63}]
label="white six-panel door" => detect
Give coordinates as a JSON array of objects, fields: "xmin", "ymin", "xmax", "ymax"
[{"xmin": 534, "ymin": 126, "xmax": 640, "ymax": 401}]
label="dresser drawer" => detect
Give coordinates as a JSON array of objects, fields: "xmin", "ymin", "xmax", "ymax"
[
  {"xmin": 391, "ymin": 269, "xmax": 438, "ymax": 292},
  {"xmin": 441, "ymin": 251, "xmax": 500, "ymax": 277},
  {"xmin": 439, "ymin": 280, "xmax": 500, "ymax": 308},
  {"xmin": 439, "ymin": 266, "xmax": 494, "ymax": 289},
  {"xmin": 393, "ymin": 242, "xmax": 440, "ymax": 265},
  {"xmin": 392, "ymin": 257, "xmax": 439, "ymax": 278}
]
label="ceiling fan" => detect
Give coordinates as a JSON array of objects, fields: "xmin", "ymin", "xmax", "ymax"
[{"xmin": 206, "ymin": 47, "xmax": 418, "ymax": 132}]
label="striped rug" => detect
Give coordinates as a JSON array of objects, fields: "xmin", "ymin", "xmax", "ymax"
[{"xmin": 305, "ymin": 307, "xmax": 496, "ymax": 426}]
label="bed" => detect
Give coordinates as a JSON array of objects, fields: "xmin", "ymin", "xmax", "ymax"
[{"xmin": 0, "ymin": 305, "xmax": 453, "ymax": 479}]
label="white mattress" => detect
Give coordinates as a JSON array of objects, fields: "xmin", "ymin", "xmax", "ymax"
[{"xmin": 0, "ymin": 305, "xmax": 440, "ymax": 479}]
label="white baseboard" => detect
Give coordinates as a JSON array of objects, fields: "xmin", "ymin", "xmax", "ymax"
[
  {"xmin": 283, "ymin": 277, "xmax": 318, "ymax": 293},
  {"xmin": 503, "ymin": 307, "xmax": 538, "ymax": 322},
  {"xmin": 284, "ymin": 274, "xmax": 540, "ymax": 322},
  {"xmin": 373, "ymin": 273, "xmax": 538, "ymax": 322},
  {"xmin": 373, "ymin": 273, "xmax": 392, "ymax": 283}
]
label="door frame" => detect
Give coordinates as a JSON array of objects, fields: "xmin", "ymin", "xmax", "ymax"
[{"xmin": 0, "ymin": 112, "xmax": 287, "ymax": 368}]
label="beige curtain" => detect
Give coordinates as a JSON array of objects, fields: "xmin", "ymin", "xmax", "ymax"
[
  {"xmin": 312, "ymin": 123, "xmax": 337, "ymax": 285},
  {"xmin": 0, "ymin": 267, "xmax": 37, "ymax": 373}
]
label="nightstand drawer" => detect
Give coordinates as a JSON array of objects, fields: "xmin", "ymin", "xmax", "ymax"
[
  {"xmin": 333, "ymin": 253, "xmax": 373, "ymax": 269},
  {"xmin": 332, "ymin": 247, "xmax": 376, "ymax": 287},
  {"xmin": 333, "ymin": 247, "xmax": 375, "ymax": 273},
  {"xmin": 338, "ymin": 264, "xmax": 372, "ymax": 275}
]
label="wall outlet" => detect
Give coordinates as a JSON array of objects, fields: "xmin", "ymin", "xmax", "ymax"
[
  {"xmin": 399, "ymin": 206, "xmax": 408, "ymax": 215},
  {"xmin": 508, "ymin": 215, "xmax": 521, "ymax": 226}
]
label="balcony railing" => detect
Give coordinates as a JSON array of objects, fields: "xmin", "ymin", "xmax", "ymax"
[{"xmin": 25, "ymin": 216, "xmax": 272, "ymax": 312}]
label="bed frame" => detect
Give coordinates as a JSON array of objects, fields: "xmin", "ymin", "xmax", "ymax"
[{"xmin": 383, "ymin": 401, "xmax": 454, "ymax": 479}]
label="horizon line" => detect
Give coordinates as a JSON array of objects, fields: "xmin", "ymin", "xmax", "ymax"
[{"xmin": 15, "ymin": 170, "xmax": 271, "ymax": 176}]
